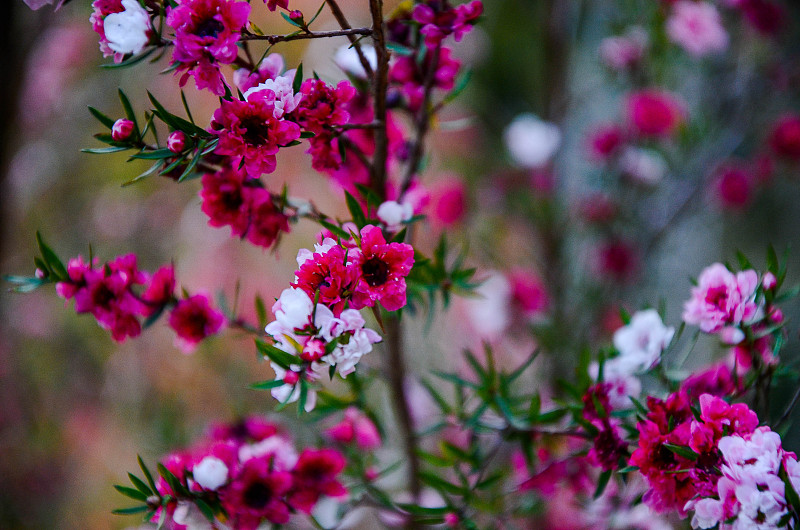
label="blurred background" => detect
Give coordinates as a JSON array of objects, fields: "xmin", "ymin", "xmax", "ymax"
[{"xmin": 3, "ymin": 0, "xmax": 800, "ymax": 527}]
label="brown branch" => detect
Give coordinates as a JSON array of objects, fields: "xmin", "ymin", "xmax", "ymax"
[
  {"xmin": 325, "ymin": 0, "xmax": 374, "ymax": 79},
  {"xmin": 368, "ymin": 0, "xmax": 389, "ymax": 195},
  {"xmin": 240, "ymin": 27, "xmax": 372, "ymax": 44}
]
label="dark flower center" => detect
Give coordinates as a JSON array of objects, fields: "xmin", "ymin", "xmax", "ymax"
[
  {"xmin": 241, "ymin": 118, "xmax": 272, "ymax": 146},
  {"xmin": 195, "ymin": 17, "xmax": 225, "ymax": 39},
  {"xmin": 362, "ymin": 256, "xmax": 389, "ymax": 287},
  {"xmin": 243, "ymin": 481, "xmax": 272, "ymax": 509},
  {"xmin": 92, "ymin": 283, "xmax": 115, "ymax": 307},
  {"xmin": 656, "ymin": 444, "xmax": 676, "ymax": 467}
]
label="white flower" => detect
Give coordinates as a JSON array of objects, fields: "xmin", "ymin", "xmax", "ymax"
[
  {"xmin": 269, "ymin": 288, "xmax": 314, "ymax": 332},
  {"xmin": 503, "ymin": 113, "xmax": 561, "ymax": 168},
  {"xmin": 244, "ymin": 71, "xmax": 302, "ymax": 118},
  {"xmin": 239, "ymin": 435, "xmax": 298, "ymax": 469},
  {"xmin": 173, "ymin": 501, "xmax": 214, "ymax": 530},
  {"xmin": 334, "ymin": 45, "xmax": 377, "ymax": 79},
  {"xmin": 103, "ymin": 0, "xmax": 150, "ymax": 56},
  {"xmin": 269, "ymin": 362, "xmax": 319, "ymax": 412},
  {"xmin": 328, "ymin": 327, "xmax": 382, "ymax": 377},
  {"xmin": 613, "ymin": 309, "xmax": 674, "ymax": 372},
  {"xmin": 599, "ymin": 26, "xmax": 648, "ymax": 71},
  {"xmin": 192, "ymin": 456, "xmax": 228, "ymax": 491},
  {"xmin": 296, "ymin": 237, "xmax": 338, "ymax": 267},
  {"xmin": 377, "ymin": 200, "xmax": 413, "ymax": 232},
  {"xmin": 619, "ymin": 146, "xmax": 667, "ymax": 186}
]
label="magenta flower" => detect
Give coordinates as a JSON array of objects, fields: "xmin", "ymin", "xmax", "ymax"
[
  {"xmin": 166, "ymin": 0, "xmax": 250, "ymax": 95},
  {"xmin": 200, "ymin": 165, "xmax": 252, "ymax": 236},
  {"xmin": 682, "ymin": 263, "xmax": 760, "ymax": 334},
  {"xmin": 141, "ymin": 264, "xmax": 176, "ymax": 313},
  {"xmin": 626, "ymin": 89, "xmax": 685, "ymax": 138},
  {"xmin": 292, "ymin": 242, "xmax": 359, "ymax": 315},
  {"xmin": 291, "ymin": 78, "xmax": 356, "ymax": 135},
  {"xmin": 210, "ymin": 94, "xmax": 301, "ymax": 177},
  {"xmin": 350, "ymin": 225, "xmax": 415, "ymax": 311},
  {"xmin": 769, "ymin": 114, "xmax": 800, "ymax": 161},
  {"xmin": 666, "ymin": 1, "xmax": 729, "ymax": 58},
  {"xmin": 325, "ymin": 407, "xmax": 382, "ymax": 450},
  {"xmin": 412, "ymin": 0, "xmax": 483, "ymax": 48},
  {"xmin": 168, "ymin": 293, "xmax": 225, "ymax": 353},
  {"xmin": 288, "ymin": 449, "xmax": 347, "ymax": 514},
  {"xmin": 221, "ymin": 456, "xmax": 293, "ymax": 527},
  {"xmin": 243, "ymin": 188, "xmax": 290, "ymax": 248}
]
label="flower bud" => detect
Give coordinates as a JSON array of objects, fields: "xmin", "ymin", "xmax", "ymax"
[
  {"xmin": 167, "ymin": 130, "xmax": 188, "ymax": 153},
  {"xmin": 300, "ymin": 337, "xmax": 326, "ymax": 361},
  {"xmin": 770, "ymin": 307, "xmax": 784, "ymax": 323},
  {"xmin": 364, "ymin": 467, "xmax": 379, "ymax": 482},
  {"xmin": 289, "ymin": 9, "xmax": 303, "ymax": 21},
  {"xmin": 283, "ymin": 370, "xmax": 300, "ymax": 385},
  {"xmin": 763, "ymin": 271, "xmax": 777, "ymax": 291},
  {"xmin": 719, "ymin": 326, "xmax": 745, "ymax": 345},
  {"xmin": 112, "ymin": 119, "xmax": 135, "ymax": 141},
  {"xmin": 444, "ymin": 513, "xmax": 460, "ymax": 527}
]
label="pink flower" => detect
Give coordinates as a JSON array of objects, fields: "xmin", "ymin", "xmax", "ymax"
[
  {"xmin": 200, "ymin": 165, "xmax": 252, "ymax": 237},
  {"xmin": 350, "ymin": 225, "xmax": 415, "ymax": 311},
  {"xmin": 167, "ymin": 0, "xmax": 250, "ymax": 95},
  {"xmin": 221, "ymin": 456, "xmax": 293, "ymax": 527},
  {"xmin": 626, "ymin": 89, "xmax": 685, "ymax": 138},
  {"xmin": 291, "ymin": 78, "xmax": 356, "ymax": 135},
  {"xmin": 111, "ymin": 118, "xmax": 134, "ymax": 141},
  {"xmin": 682, "ymin": 263, "xmax": 760, "ymax": 333},
  {"xmin": 599, "ymin": 26, "xmax": 648, "ymax": 71},
  {"xmin": 587, "ymin": 123, "xmax": 625, "ymax": 161},
  {"xmin": 292, "ymin": 239, "xmax": 359, "ymax": 315},
  {"xmin": 243, "ymin": 188, "xmax": 290, "ymax": 249},
  {"xmin": 288, "ymin": 449, "xmax": 347, "ymax": 514},
  {"xmin": 234, "ymin": 53, "xmax": 285, "ymax": 93},
  {"xmin": 431, "ymin": 178, "xmax": 467, "ymax": 226},
  {"xmin": 211, "ymin": 95, "xmax": 301, "ymax": 177},
  {"xmin": 713, "ymin": 166, "xmax": 754, "ymax": 210},
  {"xmin": 141, "ymin": 264, "xmax": 176, "ymax": 313},
  {"xmin": 411, "ymin": 0, "xmax": 483, "ymax": 48},
  {"xmin": 101, "ymin": 0, "xmax": 151, "ymax": 57},
  {"xmin": 168, "ymin": 293, "xmax": 225, "ymax": 353},
  {"xmin": 594, "ymin": 239, "xmax": 639, "ymax": 283},
  {"xmin": 769, "ymin": 114, "xmax": 800, "ymax": 161},
  {"xmin": 508, "ymin": 268, "xmax": 549, "ymax": 317},
  {"xmin": 680, "ymin": 363, "xmax": 740, "ymax": 399},
  {"xmin": 666, "ymin": 1, "xmax": 728, "ymax": 58},
  {"xmin": 325, "ymin": 407, "xmax": 382, "ymax": 450},
  {"xmin": 90, "ymin": 0, "xmax": 125, "ymax": 60},
  {"xmin": 264, "ymin": 0, "xmax": 288, "ymax": 11}
]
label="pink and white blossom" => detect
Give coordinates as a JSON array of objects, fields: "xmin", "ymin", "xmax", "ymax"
[
  {"xmin": 102, "ymin": 0, "xmax": 150, "ymax": 56},
  {"xmin": 682, "ymin": 263, "xmax": 761, "ymax": 334},
  {"xmin": 666, "ymin": 1, "xmax": 729, "ymax": 58},
  {"xmin": 612, "ymin": 309, "xmax": 674, "ymax": 371},
  {"xmin": 504, "ymin": 113, "xmax": 561, "ymax": 168}
]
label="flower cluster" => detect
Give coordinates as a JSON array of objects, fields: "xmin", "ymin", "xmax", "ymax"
[
  {"xmin": 631, "ymin": 393, "xmax": 759, "ymax": 515},
  {"xmin": 55, "ymin": 254, "xmax": 224, "ymax": 348},
  {"xmin": 152, "ymin": 416, "xmax": 347, "ymax": 529},
  {"xmin": 167, "ymin": 0, "xmax": 251, "ymax": 95},
  {"xmin": 91, "ymin": 0, "xmax": 151, "ymax": 61},
  {"xmin": 199, "ymin": 165, "xmax": 290, "ymax": 248},
  {"xmin": 410, "ymin": 0, "xmax": 483, "ymax": 48}
]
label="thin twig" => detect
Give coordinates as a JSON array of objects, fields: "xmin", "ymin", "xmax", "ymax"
[
  {"xmin": 776, "ymin": 382, "xmax": 800, "ymax": 429},
  {"xmin": 240, "ymin": 27, "xmax": 372, "ymax": 44},
  {"xmin": 326, "ymin": 0, "xmax": 374, "ymax": 78},
  {"xmin": 368, "ymin": 0, "xmax": 389, "ymax": 195}
]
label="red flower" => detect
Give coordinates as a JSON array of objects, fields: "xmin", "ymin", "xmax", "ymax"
[
  {"xmin": 168, "ymin": 293, "xmax": 225, "ymax": 352},
  {"xmin": 243, "ymin": 189, "xmax": 290, "ymax": 249},
  {"xmin": 713, "ymin": 166, "xmax": 754, "ymax": 210},
  {"xmin": 200, "ymin": 166, "xmax": 252, "ymax": 237},
  {"xmin": 141, "ymin": 265, "xmax": 176, "ymax": 313},
  {"xmin": 292, "ymin": 243, "xmax": 359, "ymax": 315},
  {"xmin": 350, "ymin": 225, "xmax": 415, "ymax": 311}
]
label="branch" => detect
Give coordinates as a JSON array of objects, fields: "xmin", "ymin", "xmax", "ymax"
[
  {"xmin": 326, "ymin": 0, "xmax": 374, "ymax": 78},
  {"xmin": 368, "ymin": 0, "xmax": 389, "ymax": 195},
  {"xmin": 240, "ymin": 27, "xmax": 372, "ymax": 44}
]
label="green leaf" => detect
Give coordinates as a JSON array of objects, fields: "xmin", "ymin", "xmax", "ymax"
[
  {"xmin": 255, "ymin": 295, "xmax": 267, "ymax": 329},
  {"xmin": 345, "ymin": 191, "xmax": 367, "ymax": 228},
  {"xmin": 250, "ymin": 379, "xmax": 285, "ymax": 390},
  {"xmin": 195, "ymin": 499, "xmax": 215, "ymax": 522},
  {"xmin": 130, "ymin": 148, "xmax": 174, "ymax": 160},
  {"xmin": 292, "ymin": 63, "xmax": 304, "ymax": 94},
  {"xmin": 101, "ymin": 47, "xmax": 156, "ymax": 69},
  {"xmin": 180, "ymin": 90, "xmax": 195, "ymax": 125},
  {"xmin": 114, "ymin": 485, "xmax": 149, "ymax": 502},
  {"xmin": 112, "ymin": 505, "xmax": 149, "ymax": 515},
  {"xmin": 36, "ymin": 232, "xmax": 67, "ymax": 280},
  {"xmin": 88, "ymin": 106, "xmax": 116, "ymax": 129},
  {"xmin": 281, "ymin": 11, "xmax": 303, "ymax": 27},
  {"xmin": 254, "ymin": 339, "xmax": 300, "ymax": 369},
  {"xmin": 318, "ymin": 219, "xmax": 351, "ymax": 240},
  {"xmin": 419, "ymin": 471, "xmax": 465, "ymax": 495},
  {"xmin": 123, "ymin": 160, "xmax": 165, "ymax": 187},
  {"xmin": 386, "ymin": 42, "xmax": 414, "ymax": 56},
  {"xmin": 443, "ymin": 69, "xmax": 472, "ymax": 104},
  {"xmin": 782, "ymin": 463, "xmax": 800, "ymax": 514},
  {"xmin": 118, "ymin": 88, "xmax": 139, "ymax": 132},
  {"xmin": 128, "ymin": 473, "xmax": 153, "ymax": 495},
  {"xmin": 138, "ymin": 455, "xmax": 157, "ymax": 493},
  {"xmin": 593, "ymin": 469, "xmax": 612, "ymax": 499},
  {"xmin": 81, "ymin": 146, "xmax": 131, "ymax": 154},
  {"xmin": 662, "ymin": 443, "xmax": 699, "ymax": 461}
]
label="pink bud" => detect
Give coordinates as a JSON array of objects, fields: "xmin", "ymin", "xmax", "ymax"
[
  {"xmin": 283, "ymin": 371, "xmax": 300, "ymax": 385},
  {"xmin": 289, "ymin": 9, "xmax": 303, "ymax": 20},
  {"xmin": 300, "ymin": 338, "xmax": 326, "ymax": 361},
  {"xmin": 167, "ymin": 131, "xmax": 187, "ymax": 153},
  {"xmin": 35, "ymin": 268, "xmax": 46, "ymax": 279},
  {"xmin": 364, "ymin": 467, "xmax": 379, "ymax": 482},
  {"xmin": 763, "ymin": 272, "xmax": 777, "ymax": 290},
  {"xmin": 770, "ymin": 307, "xmax": 784, "ymax": 323},
  {"xmin": 112, "ymin": 119, "xmax": 135, "ymax": 141},
  {"xmin": 444, "ymin": 513, "xmax": 460, "ymax": 527},
  {"xmin": 325, "ymin": 421, "xmax": 355, "ymax": 444}
]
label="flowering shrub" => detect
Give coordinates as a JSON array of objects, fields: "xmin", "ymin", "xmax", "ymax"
[{"xmin": 10, "ymin": 0, "xmax": 800, "ymax": 528}]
